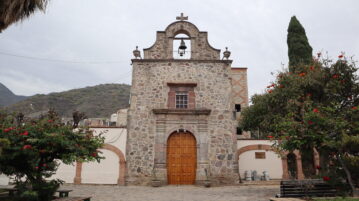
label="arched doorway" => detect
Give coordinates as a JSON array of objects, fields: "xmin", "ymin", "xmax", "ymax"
[
  {"xmin": 287, "ymin": 153, "xmax": 297, "ymax": 179},
  {"xmin": 167, "ymin": 131, "xmax": 196, "ymax": 184},
  {"xmin": 73, "ymin": 143, "xmax": 126, "ymax": 185}
]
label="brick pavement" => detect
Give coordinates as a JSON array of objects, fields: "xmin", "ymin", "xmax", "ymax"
[{"xmin": 63, "ymin": 184, "xmax": 279, "ymax": 201}]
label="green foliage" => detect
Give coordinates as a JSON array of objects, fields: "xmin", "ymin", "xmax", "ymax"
[
  {"xmin": 287, "ymin": 16, "xmax": 313, "ymax": 72},
  {"xmin": 0, "ymin": 110, "xmax": 105, "ymax": 201},
  {"xmin": 3, "ymin": 83, "xmax": 130, "ymax": 118},
  {"xmin": 240, "ymin": 55, "xmax": 359, "ymax": 193},
  {"xmin": 19, "ymin": 190, "xmax": 38, "ymax": 201},
  {"xmin": 240, "ymin": 94, "xmax": 274, "ymax": 138}
]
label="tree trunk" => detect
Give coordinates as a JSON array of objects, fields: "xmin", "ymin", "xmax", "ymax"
[{"xmin": 338, "ymin": 153, "xmax": 357, "ymax": 196}]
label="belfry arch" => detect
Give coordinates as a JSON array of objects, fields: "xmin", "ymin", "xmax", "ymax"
[{"xmin": 143, "ymin": 20, "xmax": 220, "ymax": 60}]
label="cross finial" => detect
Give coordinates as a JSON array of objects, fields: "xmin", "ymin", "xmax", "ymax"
[{"xmin": 176, "ymin": 13, "xmax": 188, "ymax": 21}]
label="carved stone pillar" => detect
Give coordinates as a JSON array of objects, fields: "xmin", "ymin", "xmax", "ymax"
[
  {"xmin": 74, "ymin": 161, "xmax": 82, "ymax": 184},
  {"xmin": 281, "ymin": 154, "xmax": 290, "ymax": 179},
  {"xmin": 294, "ymin": 150, "xmax": 305, "ymax": 180}
]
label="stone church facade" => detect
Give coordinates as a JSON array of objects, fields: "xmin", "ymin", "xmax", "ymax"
[
  {"xmin": 0, "ymin": 15, "xmax": 318, "ymax": 186},
  {"xmin": 126, "ymin": 14, "xmax": 248, "ymax": 185}
]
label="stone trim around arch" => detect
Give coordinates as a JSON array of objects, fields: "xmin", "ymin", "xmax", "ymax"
[
  {"xmin": 164, "ymin": 127, "xmax": 200, "ymax": 146},
  {"xmin": 236, "ymin": 144, "xmax": 273, "ymax": 157},
  {"xmin": 73, "ymin": 143, "xmax": 126, "ymax": 185}
]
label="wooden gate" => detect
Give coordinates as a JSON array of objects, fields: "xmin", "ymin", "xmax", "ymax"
[{"xmin": 167, "ymin": 132, "xmax": 197, "ymax": 184}]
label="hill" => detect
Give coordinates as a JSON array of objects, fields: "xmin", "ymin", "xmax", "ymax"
[
  {"xmin": 5, "ymin": 84, "xmax": 130, "ymax": 118},
  {"xmin": 0, "ymin": 83, "xmax": 27, "ymax": 107}
]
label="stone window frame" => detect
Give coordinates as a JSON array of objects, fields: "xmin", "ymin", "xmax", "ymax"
[{"xmin": 167, "ymin": 83, "xmax": 196, "ymax": 109}]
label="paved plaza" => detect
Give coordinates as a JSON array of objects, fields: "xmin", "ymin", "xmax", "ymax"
[{"xmin": 64, "ymin": 184, "xmax": 279, "ymax": 201}]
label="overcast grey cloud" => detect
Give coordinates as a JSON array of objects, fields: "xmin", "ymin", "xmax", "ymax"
[{"xmin": 0, "ymin": 0, "xmax": 358, "ymax": 100}]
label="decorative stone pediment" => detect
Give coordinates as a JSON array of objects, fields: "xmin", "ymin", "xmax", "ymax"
[{"xmin": 143, "ymin": 21, "xmax": 220, "ymax": 60}]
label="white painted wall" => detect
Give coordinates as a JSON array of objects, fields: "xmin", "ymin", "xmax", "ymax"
[
  {"xmin": 0, "ymin": 174, "xmax": 10, "ymax": 185},
  {"xmin": 53, "ymin": 127, "xmax": 127, "ymax": 184},
  {"xmin": 92, "ymin": 127, "xmax": 127, "ymax": 158},
  {"xmin": 110, "ymin": 114, "xmax": 118, "ymax": 122},
  {"xmin": 237, "ymin": 140, "xmax": 283, "ymax": 179},
  {"xmin": 81, "ymin": 149, "xmax": 119, "ymax": 184},
  {"xmin": 238, "ymin": 150, "xmax": 283, "ymax": 179},
  {"xmin": 51, "ymin": 162, "xmax": 76, "ymax": 183}
]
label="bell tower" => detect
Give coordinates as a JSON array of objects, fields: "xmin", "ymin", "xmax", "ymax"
[{"xmin": 126, "ymin": 14, "xmax": 242, "ymax": 185}]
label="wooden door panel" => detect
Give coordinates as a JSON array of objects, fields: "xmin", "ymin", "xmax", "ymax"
[{"xmin": 167, "ymin": 132, "xmax": 196, "ymax": 185}]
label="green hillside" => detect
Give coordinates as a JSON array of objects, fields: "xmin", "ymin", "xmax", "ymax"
[{"xmin": 4, "ymin": 84, "xmax": 130, "ymax": 118}]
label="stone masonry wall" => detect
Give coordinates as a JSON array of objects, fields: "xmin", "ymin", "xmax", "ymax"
[{"xmin": 126, "ymin": 60, "xmax": 239, "ymax": 185}]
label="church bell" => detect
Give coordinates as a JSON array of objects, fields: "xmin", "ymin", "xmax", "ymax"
[{"xmin": 178, "ymin": 39, "xmax": 187, "ymax": 56}]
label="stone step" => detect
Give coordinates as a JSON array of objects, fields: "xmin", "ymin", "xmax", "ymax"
[
  {"xmin": 269, "ymin": 198, "xmax": 303, "ymax": 201},
  {"xmin": 241, "ymin": 179, "xmax": 281, "ymax": 186}
]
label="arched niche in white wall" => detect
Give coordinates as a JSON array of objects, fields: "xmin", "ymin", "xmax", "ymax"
[{"xmin": 81, "ymin": 149, "xmax": 119, "ymax": 184}]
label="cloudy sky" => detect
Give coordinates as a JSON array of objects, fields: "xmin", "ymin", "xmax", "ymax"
[{"xmin": 1, "ymin": 0, "xmax": 358, "ymax": 100}]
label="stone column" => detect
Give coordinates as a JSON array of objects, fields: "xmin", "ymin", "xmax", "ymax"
[
  {"xmin": 74, "ymin": 161, "xmax": 82, "ymax": 184},
  {"xmin": 294, "ymin": 150, "xmax": 305, "ymax": 180},
  {"xmin": 196, "ymin": 117, "xmax": 209, "ymax": 183},
  {"xmin": 281, "ymin": 154, "xmax": 290, "ymax": 179},
  {"xmin": 154, "ymin": 117, "xmax": 167, "ymax": 183},
  {"xmin": 118, "ymin": 160, "xmax": 126, "ymax": 185}
]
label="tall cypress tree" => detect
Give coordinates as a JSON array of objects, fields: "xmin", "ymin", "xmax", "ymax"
[{"xmin": 287, "ymin": 16, "xmax": 313, "ymax": 72}]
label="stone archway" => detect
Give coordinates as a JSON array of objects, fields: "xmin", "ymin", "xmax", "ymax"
[
  {"xmin": 236, "ymin": 144, "xmax": 273, "ymax": 157},
  {"xmin": 236, "ymin": 144, "xmax": 282, "ymax": 179},
  {"xmin": 74, "ymin": 143, "xmax": 126, "ymax": 185},
  {"xmin": 281, "ymin": 150, "xmax": 304, "ymax": 180},
  {"xmin": 236, "ymin": 144, "xmax": 306, "ymax": 180}
]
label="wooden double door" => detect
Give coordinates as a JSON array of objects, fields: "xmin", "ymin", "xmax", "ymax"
[{"xmin": 167, "ymin": 132, "xmax": 197, "ymax": 185}]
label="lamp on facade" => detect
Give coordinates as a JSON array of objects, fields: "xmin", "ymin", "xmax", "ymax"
[{"xmin": 178, "ymin": 39, "xmax": 187, "ymax": 57}]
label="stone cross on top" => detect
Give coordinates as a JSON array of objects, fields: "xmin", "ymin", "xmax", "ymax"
[{"xmin": 176, "ymin": 13, "xmax": 188, "ymax": 21}]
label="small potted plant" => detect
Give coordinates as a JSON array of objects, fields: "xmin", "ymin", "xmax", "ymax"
[
  {"xmin": 151, "ymin": 167, "xmax": 161, "ymax": 187},
  {"xmin": 204, "ymin": 168, "xmax": 211, "ymax": 188}
]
